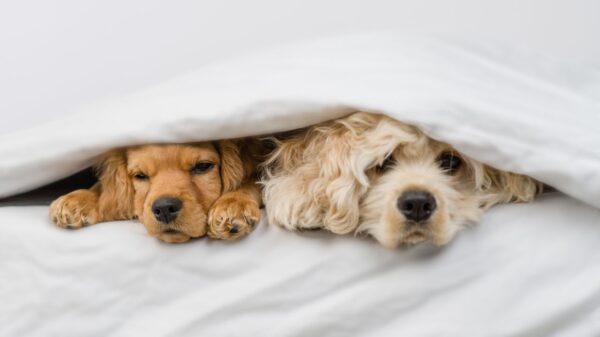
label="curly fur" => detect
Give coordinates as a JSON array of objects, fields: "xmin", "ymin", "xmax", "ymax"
[{"xmin": 262, "ymin": 112, "xmax": 542, "ymax": 247}]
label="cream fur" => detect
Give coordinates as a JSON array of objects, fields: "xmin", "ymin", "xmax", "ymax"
[{"xmin": 262, "ymin": 112, "xmax": 542, "ymax": 247}]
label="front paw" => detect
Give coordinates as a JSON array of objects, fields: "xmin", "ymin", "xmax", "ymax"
[
  {"xmin": 208, "ymin": 194, "xmax": 260, "ymax": 240},
  {"xmin": 49, "ymin": 190, "xmax": 98, "ymax": 229}
]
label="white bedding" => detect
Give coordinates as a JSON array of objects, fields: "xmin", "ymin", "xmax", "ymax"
[
  {"xmin": 1, "ymin": 34, "xmax": 599, "ymax": 209},
  {"xmin": 1, "ymin": 22, "xmax": 600, "ymax": 337},
  {"xmin": 1, "ymin": 193, "xmax": 599, "ymax": 336}
]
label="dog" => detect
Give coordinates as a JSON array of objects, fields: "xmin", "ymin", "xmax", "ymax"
[
  {"xmin": 49, "ymin": 140, "xmax": 263, "ymax": 243},
  {"xmin": 262, "ymin": 112, "xmax": 542, "ymax": 248}
]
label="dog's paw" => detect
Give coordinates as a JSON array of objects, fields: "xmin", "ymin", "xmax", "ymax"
[
  {"xmin": 208, "ymin": 194, "xmax": 260, "ymax": 240},
  {"xmin": 49, "ymin": 190, "xmax": 98, "ymax": 229}
]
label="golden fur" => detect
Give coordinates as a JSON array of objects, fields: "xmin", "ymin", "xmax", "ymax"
[
  {"xmin": 50, "ymin": 140, "xmax": 263, "ymax": 243},
  {"xmin": 262, "ymin": 112, "xmax": 543, "ymax": 248}
]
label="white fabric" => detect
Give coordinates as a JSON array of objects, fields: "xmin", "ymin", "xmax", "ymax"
[
  {"xmin": 0, "ymin": 34, "xmax": 599, "ymax": 211},
  {"xmin": 1, "ymin": 32, "xmax": 600, "ymax": 337},
  {"xmin": 1, "ymin": 193, "xmax": 600, "ymax": 336}
]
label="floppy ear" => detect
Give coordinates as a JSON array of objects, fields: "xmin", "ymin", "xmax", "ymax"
[
  {"xmin": 216, "ymin": 140, "xmax": 245, "ymax": 193},
  {"xmin": 263, "ymin": 112, "xmax": 418, "ymax": 235},
  {"xmin": 94, "ymin": 149, "xmax": 135, "ymax": 220},
  {"xmin": 323, "ymin": 114, "xmax": 419, "ymax": 234},
  {"xmin": 262, "ymin": 131, "xmax": 366, "ymax": 235},
  {"xmin": 479, "ymin": 166, "xmax": 542, "ymax": 208}
]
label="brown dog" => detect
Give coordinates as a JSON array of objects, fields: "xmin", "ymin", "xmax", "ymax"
[{"xmin": 49, "ymin": 140, "xmax": 263, "ymax": 243}]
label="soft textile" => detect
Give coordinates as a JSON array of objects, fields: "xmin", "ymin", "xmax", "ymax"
[
  {"xmin": 1, "ymin": 193, "xmax": 600, "ymax": 336},
  {"xmin": 0, "ymin": 34, "xmax": 599, "ymax": 210},
  {"xmin": 2, "ymin": 33, "xmax": 600, "ymax": 337}
]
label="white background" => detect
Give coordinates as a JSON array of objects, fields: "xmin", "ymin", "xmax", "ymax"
[{"xmin": 1, "ymin": 0, "xmax": 599, "ymax": 134}]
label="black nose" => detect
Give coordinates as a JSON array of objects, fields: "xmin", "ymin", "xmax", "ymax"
[
  {"xmin": 397, "ymin": 190, "xmax": 437, "ymax": 223},
  {"xmin": 152, "ymin": 197, "xmax": 182, "ymax": 224}
]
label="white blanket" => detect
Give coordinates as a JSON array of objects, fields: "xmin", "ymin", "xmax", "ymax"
[
  {"xmin": 2, "ymin": 194, "xmax": 600, "ymax": 336},
  {"xmin": 1, "ymin": 33, "xmax": 599, "ymax": 210},
  {"xmin": 2, "ymin": 33, "xmax": 600, "ymax": 337}
]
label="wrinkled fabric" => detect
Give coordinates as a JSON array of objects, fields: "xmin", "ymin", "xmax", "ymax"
[
  {"xmin": 2, "ymin": 33, "xmax": 600, "ymax": 337},
  {"xmin": 1, "ymin": 193, "xmax": 599, "ymax": 336},
  {"xmin": 0, "ymin": 34, "xmax": 598, "ymax": 209}
]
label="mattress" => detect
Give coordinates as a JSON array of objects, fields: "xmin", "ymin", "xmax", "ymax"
[{"xmin": 1, "ymin": 193, "xmax": 599, "ymax": 336}]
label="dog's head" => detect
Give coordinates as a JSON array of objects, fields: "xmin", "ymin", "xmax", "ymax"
[
  {"xmin": 263, "ymin": 112, "xmax": 541, "ymax": 248},
  {"xmin": 95, "ymin": 142, "xmax": 244, "ymax": 243},
  {"xmin": 356, "ymin": 131, "xmax": 541, "ymax": 248},
  {"xmin": 344, "ymin": 114, "xmax": 542, "ymax": 248}
]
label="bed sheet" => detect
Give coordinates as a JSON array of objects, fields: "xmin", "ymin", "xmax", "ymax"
[{"xmin": 1, "ymin": 193, "xmax": 599, "ymax": 337}]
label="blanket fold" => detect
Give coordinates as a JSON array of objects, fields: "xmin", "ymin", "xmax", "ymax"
[{"xmin": 1, "ymin": 33, "xmax": 599, "ymax": 209}]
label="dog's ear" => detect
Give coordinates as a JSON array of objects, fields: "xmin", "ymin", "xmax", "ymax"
[
  {"xmin": 216, "ymin": 140, "xmax": 244, "ymax": 193},
  {"xmin": 94, "ymin": 149, "xmax": 135, "ymax": 220},
  {"xmin": 323, "ymin": 115, "xmax": 418, "ymax": 234},
  {"xmin": 262, "ymin": 132, "xmax": 365, "ymax": 235},
  {"xmin": 478, "ymin": 166, "xmax": 542, "ymax": 208},
  {"xmin": 263, "ymin": 112, "xmax": 417, "ymax": 235}
]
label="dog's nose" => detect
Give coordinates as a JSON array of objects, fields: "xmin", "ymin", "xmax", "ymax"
[
  {"xmin": 397, "ymin": 190, "xmax": 437, "ymax": 223},
  {"xmin": 152, "ymin": 197, "xmax": 182, "ymax": 224}
]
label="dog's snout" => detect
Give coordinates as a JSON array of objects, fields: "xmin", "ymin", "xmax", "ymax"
[
  {"xmin": 152, "ymin": 197, "xmax": 182, "ymax": 224},
  {"xmin": 397, "ymin": 190, "xmax": 437, "ymax": 223}
]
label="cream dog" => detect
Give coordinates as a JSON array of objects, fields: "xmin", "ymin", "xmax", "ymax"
[{"xmin": 262, "ymin": 112, "xmax": 542, "ymax": 248}]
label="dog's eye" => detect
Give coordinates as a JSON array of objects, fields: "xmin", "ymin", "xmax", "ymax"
[
  {"xmin": 133, "ymin": 172, "xmax": 148, "ymax": 180},
  {"xmin": 437, "ymin": 152, "xmax": 462, "ymax": 173},
  {"xmin": 191, "ymin": 162, "xmax": 215, "ymax": 175},
  {"xmin": 377, "ymin": 155, "xmax": 395, "ymax": 171}
]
